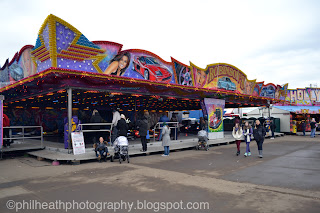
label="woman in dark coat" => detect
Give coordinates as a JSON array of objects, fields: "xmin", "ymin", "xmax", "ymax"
[
  {"xmin": 117, "ymin": 114, "xmax": 129, "ymax": 137},
  {"xmin": 138, "ymin": 116, "xmax": 149, "ymax": 152},
  {"xmin": 253, "ymin": 119, "xmax": 266, "ymax": 158},
  {"xmin": 270, "ymin": 119, "xmax": 276, "ymax": 139}
]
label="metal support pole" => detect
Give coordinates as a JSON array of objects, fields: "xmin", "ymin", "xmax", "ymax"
[
  {"xmin": 41, "ymin": 126, "xmax": 43, "ymax": 148},
  {"xmin": 22, "ymin": 127, "xmax": 25, "ymax": 142},
  {"xmin": 67, "ymin": 88, "xmax": 72, "ymax": 154},
  {"xmin": 175, "ymin": 123, "xmax": 177, "ymax": 141}
]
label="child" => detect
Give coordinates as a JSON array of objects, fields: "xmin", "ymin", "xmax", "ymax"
[
  {"xmin": 161, "ymin": 122, "xmax": 171, "ymax": 156},
  {"xmin": 243, "ymin": 122, "xmax": 253, "ymax": 157},
  {"xmin": 232, "ymin": 122, "xmax": 243, "ymax": 156}
]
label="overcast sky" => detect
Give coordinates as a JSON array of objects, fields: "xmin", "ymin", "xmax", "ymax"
[{"xmin": 0, "ymin": 0, "xmax": 319, "ymax": 89}]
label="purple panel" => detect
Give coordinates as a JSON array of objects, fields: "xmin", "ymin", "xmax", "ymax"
[
  {"xmin": 55, "ymin": 22, "xmax": 76, "ymax": 53},
  {"xmin": 57, "ymin": 58, "xmax": 98, "ymax": 73},
  {"xmin": 36, "ymin": 59, "xmax": 52, "ymax": 72}
]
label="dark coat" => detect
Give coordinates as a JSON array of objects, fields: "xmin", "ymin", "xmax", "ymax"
[
  {"xmin": 117, "ymin": 118, "xmax": 129, "ymax": 136},
  {"xmin": 270, "ymin": 121, "xmax": 276, "ymax": 131},
  {"xmin": 138, "ymin": 118, "xmax": 148, "ymax": 137},
  {"xmin": 253, "ymin": 124, "xmax": 266, "ymax": 142},
  {"xmin": 90, "ymin": 112, "xmax": 104, "ymax": 130}
]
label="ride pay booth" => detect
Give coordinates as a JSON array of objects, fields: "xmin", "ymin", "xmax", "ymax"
[{"xmin": 201, "ymin": 98, "xmax": 225, "ymax": 139}]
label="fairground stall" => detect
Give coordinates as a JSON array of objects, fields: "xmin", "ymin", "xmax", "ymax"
[{"xmin": 0, "ymin": 14, "xmax": 288, "ymax": 152}]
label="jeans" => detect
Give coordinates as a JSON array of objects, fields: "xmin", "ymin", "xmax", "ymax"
[
  {"xmin": 3, "ymin": 128, "xmax": 10, "ymax": 147},
  {"xmin": 246, "ymin": 142, "xmax": 251, "ymax": 153},
  {"xmin": 158, "ymin": 129, "xmax": 163, "ymax": 141},
  {"xmin": 310, "ymin": 128, "xmax": 316, "ymax": 138},
  {"xmin": 235, "ymin": 140, "xmax": 241, "ymax": 152},
  {"xmin": 164, "ymin": 146, "xmax": 170, "ymax": 155},
  {"xmin": 271, "ymin": 130, "xmax": 275, "ymax": 138},
  {"xmin": 141, "ymin": 136, "xmax": 147, "ymax": 151},
  {"xmin": 256, "ymin": 139, "xmax": 264, "ymax": 151},
  {"xmin": 111, "ymin": 127, "xmax": 118, "ymax": 144},
  {"xmin": 96, "ymin": 149, "xmax": 107, "ymax": 158}
]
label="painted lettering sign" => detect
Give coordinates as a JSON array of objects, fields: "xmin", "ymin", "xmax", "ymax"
[{"xmin": 285, "ymin": 88, "xmax": 320, "ymax": 106}]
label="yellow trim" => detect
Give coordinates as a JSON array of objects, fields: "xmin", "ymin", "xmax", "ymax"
[
  {"xmin": 68, "ymin": 46, "xmax": 102, "ymax": 55},
  {"xmin": 57, "ymin": 54, "xmax": 86, "ymax": 61},
  {"xmin": 246, "ymin": 79, "xmax": 257, "ymax": 95},
  {"xmin": 60, "ymin": 50, "xmax": 93, "ymax": 58},
  {"xmin": 92, "ymin": 54, "xmax": 107, "ymax": 73},
  {"xmin": 72, "ymin": 44, "xmax": 105, "ymax": 53}
]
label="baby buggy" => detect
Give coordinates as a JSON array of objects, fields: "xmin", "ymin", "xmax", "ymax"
[
  {"xmin": 111, "ymin": 136, "xmax": 130, "ymax": 164},
  {"xmin": 196, "ymin": 130, "xmax": 209, "ymax": 151}
]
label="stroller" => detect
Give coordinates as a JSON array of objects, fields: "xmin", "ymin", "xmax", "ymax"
[
  {"xmin": 196, "ymin": 130, "xmax": 209, "ymax": 151},
  {"xmin": 111, "ymin": 136, "xmax": 130, "ymax": 164}
]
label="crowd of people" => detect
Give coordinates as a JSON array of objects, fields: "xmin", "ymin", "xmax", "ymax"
[
  {"xmin": 232, "ymin": 118, "xmax": 274, "ymax": 158},
  {"xmin": 90, "ymin": 109, "xmax": 177, "ymax": 161},
  {"xmin": 2, "ymin": 110, "xmax": 319, "ymax": 162}
]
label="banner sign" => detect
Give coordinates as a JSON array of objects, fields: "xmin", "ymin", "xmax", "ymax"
[
  {"xmin": 284, "ymin": 88, "xmax": 320, "ymax": 106},
  {"xmin": 204, "ymin": 98, "xmax": 225, "ymax": 139},
  {"xmin": 71, "ymin": 132, "xmax": 85, "ymax": 155}
]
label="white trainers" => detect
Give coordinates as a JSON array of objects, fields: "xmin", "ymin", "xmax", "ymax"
[
  {"xmin": 244, "ymin": 153, "xmax": 248, "ymax": 157},
  {"xmin": 271, "ymin": 137, "xmax": 274, "ymax": 139},
  {"xmin": 161, "ymin": 154, "xmax": 167, "ymax": 157}
]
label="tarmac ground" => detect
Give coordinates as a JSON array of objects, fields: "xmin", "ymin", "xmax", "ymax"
[{"xmin": 0, "ymin": 135, "xmax": 319, "ymax": 213}]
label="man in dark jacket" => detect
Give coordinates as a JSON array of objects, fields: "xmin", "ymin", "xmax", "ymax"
[
  {"xmin": 138, "ymin": 116, "xmax": 148, "ymax": 152},
  {"xmin": 89, "ymin": 109, "xmax": 105, "ymax": 143},
  {"xmin": 253, "ymin": 119, "xmax": 266, "ymax": 158},
  {"xmin": 270, "ymin": 119, "xmax": 276, "ymax": 139},
  {"xmin": 310, "ymin": 118, "xmax": 317, "ymax": 138},
  {"xmin": 117, "ymin": 114, "xmax": 129, "ymax": 137},
  {"xmin": 301, "ymin": 120, "xmax": 306, "ymax": 136}
]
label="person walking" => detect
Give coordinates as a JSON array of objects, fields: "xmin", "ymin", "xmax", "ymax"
[
  {"xmin": 3, "ymin": 113, "xmax": 11, "ymax": 148},
  {"xmin": 161, "ymin": 122, "xmax": 171, "ymax": 156},
  {"xmin": 243, "ymin": 121, "xmax": 253, "ymax": 157},
  {"xmin": 117, "ymin": 114, "xmax": 129, "ymax": 137},
  {"xmin": 200, "ymin": 117, "xmax": 206, "ymax": 131},
  {"xmin": 310, "ymin": 118, "xmax": 317, "ymax": 138},
  {"xmin": 232, "ymin": 122, "xmax": 243, "ymax": 156},
  {"xmin": 137, "ymin": 115, "xmax": 148, "ymax": 152},
  {"xmin": 301, "ymin": 120, "xmax": 306, "ymax": 136},
  {"xmin": 170, "ymin": 114, "xmax": 179, "ymax": 140},
  {"xmin": 111, "ymin": 109, "xmax": 121, "ymax": 144},
  {"xmin": 144, "ymin": 111, "xmax": 151, "ymax": 141},
  {"xmin": 90, "ymin": 109, "xmax": 105, "ymax": 143},
  {"xmin": 270, "ymin": 119, "xmax": 276, "ymax": 139},
  {"xmin": 253, "ymin": 119, "xmax": 266, "ymax": 158}
]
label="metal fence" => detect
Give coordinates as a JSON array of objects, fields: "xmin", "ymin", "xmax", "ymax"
[
  {"xmin": 2, "ymin": 126, "xmax": 43, "ymax": 147},
  {"xmin": 153, "ymin": 122, "xmax": 179, "ymax": 142},
  {"xmin": 77, "ymin": 123, "xmax": 113, "ymax": 143}
]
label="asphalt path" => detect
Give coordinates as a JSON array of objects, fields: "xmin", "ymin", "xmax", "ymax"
[{"xmin": 0, "ymin": 135, "xmax": 319, "ymax": 213}]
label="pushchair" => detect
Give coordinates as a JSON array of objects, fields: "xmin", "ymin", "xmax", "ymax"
[
  {"xmin": 196, "ymin": 130, "xmax": 209, "ymax": 151},
  {"xmin": 111, "ymin": 136, "xmax": 130, "ymax": 164}
]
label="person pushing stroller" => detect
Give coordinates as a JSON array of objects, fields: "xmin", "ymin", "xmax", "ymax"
[{"xmin": 112, "ymin": 136, "xmax": 130, "ymax": 163}]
